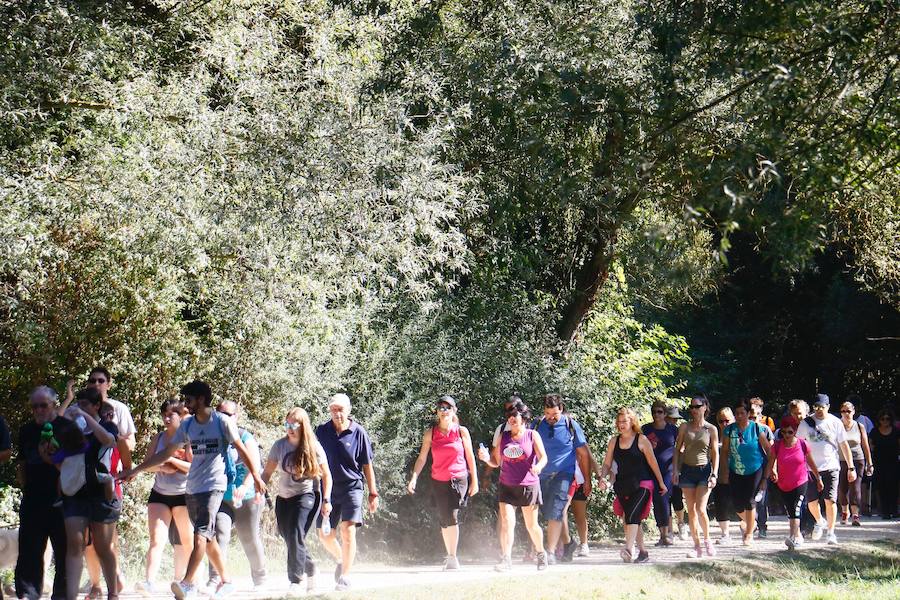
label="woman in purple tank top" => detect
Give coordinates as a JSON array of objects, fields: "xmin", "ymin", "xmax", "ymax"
[
  {"xmin": 407, "ymin": 396, "xmax": 479, "ymax": 571},
  {"xmin": 477, "ymin": 400, "xmax": 549, "ymax": 572}
]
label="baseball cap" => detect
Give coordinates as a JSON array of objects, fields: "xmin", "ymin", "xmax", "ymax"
[
  {"xmin": 813, "ymin": 394, "xmax": 830, "ymax": 407},
  {"xmin": 666, "ymin": 407, "xmax": 683, "ymax": 420},
  {"xmin": 437, "ymin": 395, "xmax": 457, "ymax": 409}
]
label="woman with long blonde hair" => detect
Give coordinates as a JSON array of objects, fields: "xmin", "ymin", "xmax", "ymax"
[
  {"xmin": 262, "ymin": 407, "xmax": 332, "ymax": 595},
  {"xmin": 597, "ymin": 408, "xmax": 668, "ymax": 563}
]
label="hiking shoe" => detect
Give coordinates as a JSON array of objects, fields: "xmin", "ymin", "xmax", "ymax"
[
  {"xmin": 635, "ymin": 550, "xmax": 650, "ymax": 563},
  {"xmin": 575, "ymin": 542, "xmax": 591, "ymax": 557},
  {"xmin": 170, "ymin": 581, "xmax": 196, "ymax": 600},
  {"xmin": 536, "ymin": 552, "xmax": 549, "ymax": 570},
  {"xmin": 826, "ymin": 531, "xmax": 839, "ymax": 545},
  {"xmin": 704, "ymin": 539, "xmax": 717, "ymax": 557},
  {"xmin": 493, "ymin": 556, "xmax": 512, "ymax": 572},
  {"xmin": 784, "ymin": 536, "xmax": 795, "ymax": 550},
  {"xmin": 135, "ymin": 581, "xmax": 155, "ymax": 596},
  {"xmin": 811, "ymin": 519, "xmax": 826, "ymax": 541},
  {"xmin": 561, "ymin": 539, "xmax": 578, "ymax": 562},
  {"xmin": 757, "ymin": 528, "xmax": 767, "ymax": 539},
  {"xmin": 852, "ymin": 515, "xmax": 861, "ymax": 527},
  {"xmin": 335, "ymin": 576, "xmax": 351, "ymax": 592},
  {"xmin": 333, "ymin": 563, "xmax": 342, "ymax": 583},
  {"xmin": 443, "ymin": 555, "xmax": 460, "ymax": 571},
  {"xmin": 619, "ymin": 548, "xmax": 633, "ymax": 563},
  {"xmin": 655, "ymin": 537, "xmax": 671, "ymax": 547}
]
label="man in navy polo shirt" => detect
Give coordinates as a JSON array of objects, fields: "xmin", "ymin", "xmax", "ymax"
[
  {"xmin": 315, "ymin": 393, "xmax": 379, "ymax": 592},
  {"xmin": 533, "ymin": 393, "xmax": 590, "ymax": 564}
]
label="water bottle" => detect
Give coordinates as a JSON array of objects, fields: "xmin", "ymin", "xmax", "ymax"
[
  {"xmin": 478, "ymin": 442, "xmax": 488, "ymax": 457},
  {"xmin": 753, "ymin": 489, "xmax": 765, "ymax": 504},
  {"xmin": 321, "ymin": 518, "xmax": 331, "ymax": 535},
  {"xmin": 232, "ymin": 491, "xmax": 243, "ymax": 509}
]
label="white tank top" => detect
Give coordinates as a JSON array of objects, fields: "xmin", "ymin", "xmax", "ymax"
[{"xmin": 841, "ymin": 421, "xmax": 864, "ymax": 462}]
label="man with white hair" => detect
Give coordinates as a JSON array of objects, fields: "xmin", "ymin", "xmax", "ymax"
[
  {"xmin": 315, "ymin": 393, "xmax": 379, "ymax": 592},
  {"xmin": 14, "ymin": 386, "xmax": 67, "ymax": 600}
]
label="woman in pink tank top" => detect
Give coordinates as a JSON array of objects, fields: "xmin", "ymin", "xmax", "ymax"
[{"xmin": 407, "ymin": 396, "xmax": 478, "ymax": 570}]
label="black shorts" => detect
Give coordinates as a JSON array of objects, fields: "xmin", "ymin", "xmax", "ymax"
[
  {"xmin": 807, "ymin": 469, "xmax": 838, "ymax": 503},
  {"xmin": 148, "ymin": 489, "xmax": 187, "ymax": 509},
  {"xmin": 670, "ymin": 485, "xmax": 684, "ymax": 512},
  {"xmin": 185, "ymin": 490, "xmax": 224, "ymax": 540},
  {"xmin": 780, "ymin": 484, "xmax": 806, "ymax": 519},
  {"xmin": 729, "ymin": 469, "xmax": 763, "ymax": 513},
  {"xmin": 497, "ymin": 482, "xmax": 542, "ymax": 507},
  {"xmin": 572, "ymin": 484, "xmax": 588, "ymax": 502},
  {"xmin": 431, "ymin": 476, "xmax": 468, "ymax": 527},
  {"xmin": 62, "ymin": 496, "xmax": 121, "ymax": 524},
  {"xmin": 711, "ymin": 483, "xmax": 737, "ymax": 522}
]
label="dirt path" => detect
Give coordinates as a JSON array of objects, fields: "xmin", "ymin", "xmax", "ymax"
[{"xmin": 121, "ymin": 516, "xmax": 900, "ymax": 599}]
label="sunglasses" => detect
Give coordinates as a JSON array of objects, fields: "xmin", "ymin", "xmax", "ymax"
[
  {"xmin": 690, "ymin": 404, "xmax": 704, "ymax": 409},
  {"xmin": 718, "ymin": 419, "xmax": 729, "ymax": 424},
  {"xmin": 652, "ymin": 409, "xmax": 665, "ymax": 414},
  {"xmin": 88, "ymin": 378, "xmax": 107, "ymax": 384},
  {"xmin": 437, "ymin": 405, "xmax": 453, "ymax": 412},
  {"xmin": 782, "ymin": 428, "xmax": 795, "ymax": 435},
  {"xmin": 880, "ymin": 416, "xmax": 892, "ymax": 421},
  {"xmin": 284, "ymin": 422, "xmax": 301, "ymax": 431}
]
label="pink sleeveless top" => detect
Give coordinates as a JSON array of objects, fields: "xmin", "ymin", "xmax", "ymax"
[{"xmin": 431, "ymin": 424, "xmax": 468, "ymax": 481}]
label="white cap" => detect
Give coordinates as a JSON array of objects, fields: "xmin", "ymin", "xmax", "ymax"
[{"xmin": 328, "ymin": 393, "xmax": 351, "ymax": 412}]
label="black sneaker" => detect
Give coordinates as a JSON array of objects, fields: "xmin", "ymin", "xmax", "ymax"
[
  {"xmin": 536, "ymin": 552, "xmax": 548, "ymax": 571},
  {"xmin": 635, "ymin": 550, "xmax": 650, "ymax": 563}
]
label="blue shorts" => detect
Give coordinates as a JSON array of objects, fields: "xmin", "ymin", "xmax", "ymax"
[
  {"xmin": 319, "ymin": 479, "xmax": 364, "ymax": 529},
  {"xmin": 539, "ymin": 471, "xmax": 574, "ymax": 521},
  {"xmin": 186, "ymin": 490, "xmax": 224, "ymax": 540},
  {"xmin": 679, "ymin": 464, "xmax": 712, "ymax": 489}
]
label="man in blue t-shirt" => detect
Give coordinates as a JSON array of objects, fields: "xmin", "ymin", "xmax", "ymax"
[
  {"xmin": 315, "ymin": 393, "xmax": 379, "ymax": 592},
  {"xmin": 532, "ymin": 394, "xmax": 589, "ymax": 564}
]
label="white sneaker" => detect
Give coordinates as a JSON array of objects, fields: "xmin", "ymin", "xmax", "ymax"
[
  {"xmin": 715, "ymin": 534, "xmax": 731, "ymax": 545},
  {"xmin": 811, "ymin": 519, "xmax": 826, "ymax": 541},
  {"xmin": 794, "ymin": 535, "xmax": 805, "ymax": 548},
  {"xmin": 826, "ymin": 531, "xmax": 839, "ymax": 545},
  {"xmin": 287, "ymin": 582, "xmax": 305, "ymax": 597},
  {"xmin": 784, "ymin": 537, "xmax": 795, "ymax": 550},
  {"xmin": 171, "ymin": 581, "xmax": 198, "ymax": 600},
  {"xmin": 575, "ymin": 542, "xmax": 590, "ymax": 557},
  {"xmin": 677, "ymin": 528, "xmax": 688, "ymax": 541}
]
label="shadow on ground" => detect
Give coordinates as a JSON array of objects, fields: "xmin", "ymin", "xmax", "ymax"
[{"xmin": 661, "ymin": 540, "xmax": 900, "ymax": 586}]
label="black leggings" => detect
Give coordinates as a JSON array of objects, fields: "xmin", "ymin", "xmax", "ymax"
[
  {"xmin": 838, "ymin": 460, "xmax": 864, "ymax": 508},
  {"xmin": 874, "ymin": 469, "xmax": 899, "ymax": 517},
  {"xmin": 618, "ymin": 487, "xmax": 652, "ymax": 525},
  {"xmin": 670, "ymin": 484, "xmax": 684, "ymax": 512},
  {"xmin": 780, "ymin": 484, "xmax": 806, "ymax": 520},
  {"xmin": 275, "ymin": 493, "xmax": 320, "ymax": 584},
  {"xmin": 729, "ymin": 468, "xmax": 763, "ymax": 513}
]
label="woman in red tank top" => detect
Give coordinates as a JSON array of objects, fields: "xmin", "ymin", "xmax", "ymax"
[{"xmin": 407, "ymin": 396, "xmax": 479, "ymax": 570}]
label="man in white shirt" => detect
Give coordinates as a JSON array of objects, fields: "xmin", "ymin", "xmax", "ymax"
[{"xmin": 797, "ymin": 394, "xmax": 856, "ymax": 545}]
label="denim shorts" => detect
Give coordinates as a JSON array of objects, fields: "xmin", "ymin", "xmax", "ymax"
[
  {"xmin": 539, "ymin": 471, "xmax": 574, "ymax": 521},
  {"xmin": 679, "ymin": 463, "xmax": 712, "ymax": 489},
  {"xmin": 186, "ymin": 490, "xmax": 224, "ymax": 540}
]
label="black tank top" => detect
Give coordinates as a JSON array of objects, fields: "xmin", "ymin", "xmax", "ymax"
[{"xmin": 614, "ymin": 434, "xmax": 651, "ymax": 481}]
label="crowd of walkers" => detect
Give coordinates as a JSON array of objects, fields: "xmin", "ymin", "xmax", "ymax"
[{"xmin": 4, "ymin": 368, "xmax": 900, "ymax": 600}]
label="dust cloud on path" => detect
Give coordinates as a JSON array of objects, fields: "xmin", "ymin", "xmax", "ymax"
[{"xmin": 121, "ymin": 516, "xmax": 900, "ymax": 599}]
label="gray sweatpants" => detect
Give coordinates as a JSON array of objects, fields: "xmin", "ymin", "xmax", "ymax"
[{"xmin": 208, "ymin": 499, "xmax": 267, "ymax": 586}]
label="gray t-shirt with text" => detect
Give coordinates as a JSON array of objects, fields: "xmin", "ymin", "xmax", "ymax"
[{"xmin": 172, "ymin": 411, "xmax": 239, "ymax": 494}]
